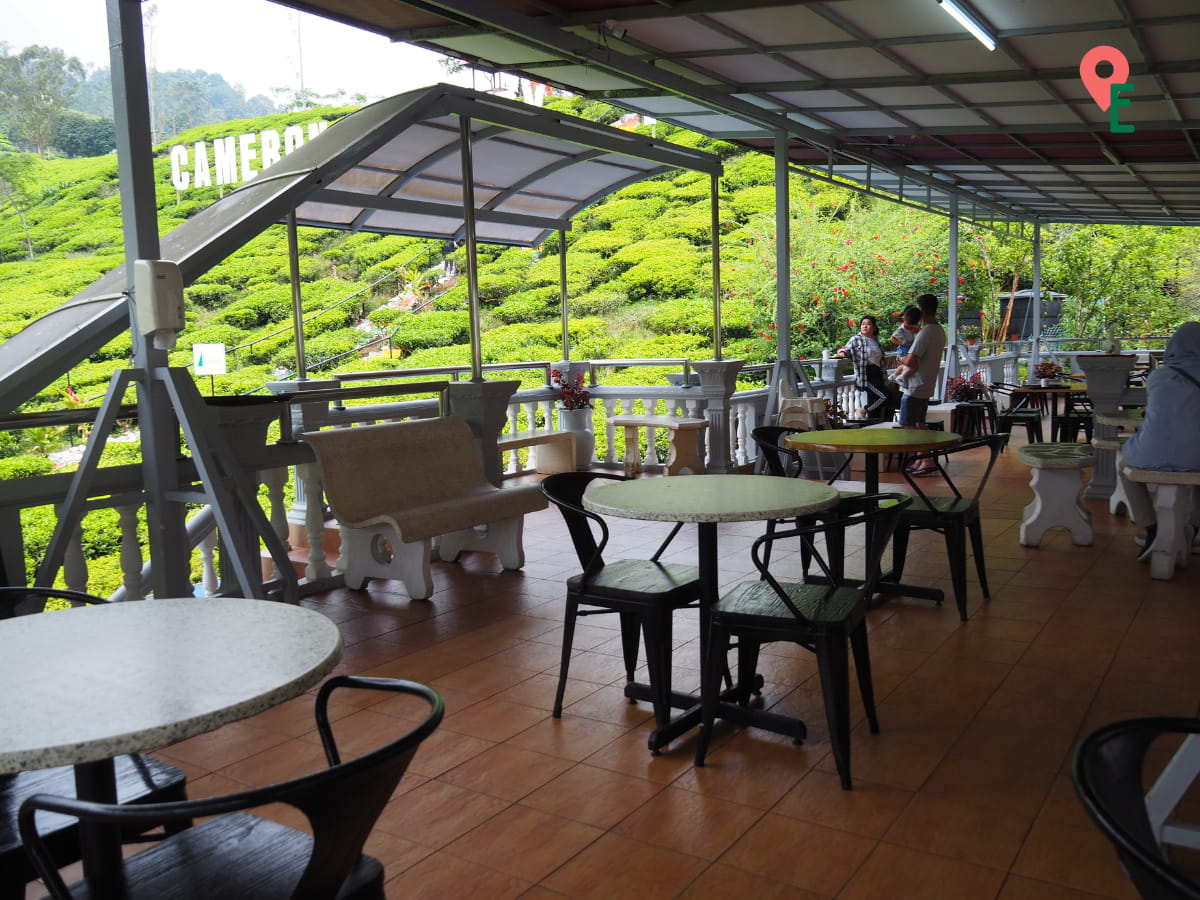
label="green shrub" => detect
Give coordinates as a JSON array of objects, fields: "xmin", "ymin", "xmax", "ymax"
[
  {"xmin": 571, "ymin": 285, "xmax": 627, "ymax": 316},
  {"xmin": 0, "ymin": 456, "xmax": 53, "ymax": 478},
  {"xmin": 389, "ymin": 311, "xmax": 470, "ymax": 352},
  {"xmin": 569, "ymin": 229, "xmax": 634, "ymax": 256},
  {"xmin": 620, "ymin": 256, "xmax": 701, "ymax": 302},
  {"xmin": 187, "ymin": 282, "xmax": 235, "ymax": 310},
  {"xmin": 367, "ymin": 306, "xmax": 405, "ymax": 328},
  {"xmin": 492, "ymin": 287, "xmax": 559, "ymax": 324}
]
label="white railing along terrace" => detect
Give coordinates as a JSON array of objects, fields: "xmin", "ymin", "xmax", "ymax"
[{"xmin": 0, "ymin": 337, "xmax": 1164, "ymax": 599}]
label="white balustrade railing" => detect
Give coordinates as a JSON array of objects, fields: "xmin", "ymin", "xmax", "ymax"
[{"xmin": 0, "ymin": 338, "xmax": 1170, "ymax": 598}]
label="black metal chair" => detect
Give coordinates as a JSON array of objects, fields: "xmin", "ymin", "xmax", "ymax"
[
  {"xmin": 694, "ymin": 492, "xmax": 911, "ymax": 790},
  {"xmin": 540, "ymin": 472, "xmax": 701, "ymax": 730},
  {"xmin": 1073, "ymin": 717, "xmax": 1200, "ymax": 900},
  {"xmin": 752, "ymin": 424, "xmax": 805, "ymax": 478},
  {"xmin": 20, "ymin": 676, "xmax": 443, "ymax": 900},
  {"xmin": 1052, "ymin": 392, "xmax": 1095, "ymax": 443},
  {"xmin": 892, "ymin": 433, "xmax": 1009, "ymax": 621},
  {"xmin": 0, "ymin": 587, "xmax": 189, "ymax": 900},
  {"xmin": 988, "ymin": 383, "xmax": 1044, "ymax": 443}
]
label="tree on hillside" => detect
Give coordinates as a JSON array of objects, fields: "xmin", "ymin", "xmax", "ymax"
[
  {"xmin": 0, "ymin": 153, "xmax": 37, "ymax": 260},
  {"xmin": 0, "ymin": 46, "xmax": 85, "ymax": 157}
]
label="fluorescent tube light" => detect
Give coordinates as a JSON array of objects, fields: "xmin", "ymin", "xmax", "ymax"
[{"xmin": 937, "ymin": 0, "xmax": 997, "ymax": 52}]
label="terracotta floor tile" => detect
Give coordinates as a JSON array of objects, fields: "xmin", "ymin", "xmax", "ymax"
[
  {"xmin": 505, "ymin": 714, "xmax": 633, "ymax": 762},
  {"xmin": 1011, "ymin": 818, "xmax": 1140, "ymax": 899},
  {"xmin": 674, "ymin": 733, "xmax": 817, "ymax": 809},
  {"xmin": 677, "ymin": 863, "xmax": 825, "ymax": 899},
  {"xmin": 522, "ymin": 762, "xmax": 663, "ymax": 829},
  {"xmin": 441, "ymin": 698, "xmax": 549, "ymax": 742},
  {"xmin": 407, "ymin": 727, "xmax": 495, "ymax": 777},
  {"xmin": 383, "ymin": 850, "xmax": 531, "ymax": 899},
  {"xmin": 774, "ymin": 769, "xmax": 914, "ymax": 839},
  {"xmin": 921, "ymin": 751, "xmax": 1056, "ymax": 820},
  {"xmin": 612, "ymin": 785, "xmax": 764, "ymax": 860},
  {"xmin": 838, "ymin": 842, "xmax": 1006, "ymax": 899},
  {"xmin": 884, "ymin": 793, "xmax": 1030, "ymax": 870},
  {"xmin": 374, "ymin": 779, "xmax": 511, "ymax": 849},
  {"xmin": 540, "ymin": 832, "xmax": 708, "ymax": 900},
  {"xmin": 998, "ymin": 875, "xmax": 1117, "ymax": 900},
  {"xmin": 439, "ymin": 743, "xmax": 576, "ymax": 801},
  {"xmin": 445, "ymin": 804, "xmax": 603, "ymax": 882},
  {"xmin": 719, "ymin": 812, "xmax": 876, "ymax": 896}
]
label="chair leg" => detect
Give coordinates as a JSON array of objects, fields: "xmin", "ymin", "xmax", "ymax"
[
  {"xmin": 694, "ymin": 625, "xmax": 730, "ymax": 767},
  {"xmin": 968, "ymin": 518, "xmax": 990, "ymax": 602},
  {"xmin": 554, "ymin": 598, "xmax": 580, "ymax": 717},
  {"xmin": 890, "ymin": 524, "xmax": 910, "ymax": 583},
  {"xmin": 761, "ymin": 518, "xmax": 778, "ymax": 569},
  {"xmin": 815, "ymin": 634, "xmax": 854, "ymax": 790},
  {"xmin": 618, "ymin": 611, "xmax": 640, "ymax": 683},
  {"xmin": 735, "ymin": 638, "xmax": 762, "ymax": 705},
  {"xmin": 849, "ymin": 623, "xmax": 879, "ymax": 734},
  {"xmin": 944, "ymin": 526, "xmax": 969, "ymax": 621}
]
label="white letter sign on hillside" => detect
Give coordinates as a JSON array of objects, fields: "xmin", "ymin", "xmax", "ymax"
[
  {"xmin": 193, "ymin": 343, "xmax": 227, "ymax": 376},
  {"xmin": 169, "ymin": 120, "xmax": 330, "ymax": 191}
]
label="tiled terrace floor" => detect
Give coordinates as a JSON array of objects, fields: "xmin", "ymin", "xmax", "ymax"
[{"xmin": 57, "ymin": 435, "xmax": 1200, "ymax": 898}]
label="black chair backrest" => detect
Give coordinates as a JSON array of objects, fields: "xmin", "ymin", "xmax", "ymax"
[
  {"xmin": 541, "ymin": 472, "xmax": 625, "ymax": 578},
  {"xmin": 20, "ymin": 676, "xmax": 444, "ymax": 900},
  {"xmin": 749, "ymin": 492, "xmax": 911, "ymax": 619},
  {"xmin": 1073, "ymin": 717, "xmax": 1200, "ymax": 900},
  {"xmin": 0, "ymin": 586, "xmax": 106, "ymax": 619},
  {"xmin": 904, "ymin": 432, "xmax": 1009, "ymax": 504},
  {"xmin": 751, "ymin": 425, "xmax": 804, "ymax": 478}
]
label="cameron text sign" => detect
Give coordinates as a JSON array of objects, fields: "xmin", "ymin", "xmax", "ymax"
[{"xmin": 169, "ymin": 120, "xmax": 330, "ymax": 191}]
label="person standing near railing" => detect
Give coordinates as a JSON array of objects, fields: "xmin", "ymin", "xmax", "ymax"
[
  {"xmin": 835, "ymin": 314, "xmax": 895, "ymax": 422},
  {"xmin": 892, "ymin": 293, "xmax": 947, "ymax": 431},
  {"xmin": 1117, "ymin": 321, "xmax": 1200, "ymax": 559}
]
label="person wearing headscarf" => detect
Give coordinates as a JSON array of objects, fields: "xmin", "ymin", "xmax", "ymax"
[{"xmin": 1118, "ymin": 321, "xmax": 1200, "ymax": 559}]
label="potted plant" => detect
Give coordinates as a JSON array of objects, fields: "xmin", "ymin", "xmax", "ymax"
[
  {"xmin": 945, "ymin": 371, "xmax": 986, "ymax": 403},
  {"xmin": 1032, "ymin": 360, "xmax": 1063, "ymax": 386},
  {"xmin": 551, "ymin": 368, "xmax": 594, "ymax": 468}
]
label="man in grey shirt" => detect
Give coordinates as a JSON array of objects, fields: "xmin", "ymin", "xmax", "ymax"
[{"xmin": 893, "ymin": 293, "xmax": 946, "ymax": 429}]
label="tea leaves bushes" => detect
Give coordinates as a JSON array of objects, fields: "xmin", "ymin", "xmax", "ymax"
[{"xmin": 388, "ymin": 310, "xmax": 470, "ymax": 352}]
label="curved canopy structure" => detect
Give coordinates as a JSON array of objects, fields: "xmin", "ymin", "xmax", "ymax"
[{"xmin": 0, "ymin": 83, "xmax": 720, "ymax": 413}]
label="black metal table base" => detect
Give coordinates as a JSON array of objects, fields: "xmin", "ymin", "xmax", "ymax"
[{"xmin": 624, "ymin": 680, "xmax": 807, "ymax": 754}]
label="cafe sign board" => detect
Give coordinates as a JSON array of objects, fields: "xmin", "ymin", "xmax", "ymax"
[{"xmin": 168, "ymin": 120, "xmax": 330, "ymax": 191}]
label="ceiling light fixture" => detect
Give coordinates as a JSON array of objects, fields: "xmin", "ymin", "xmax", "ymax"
[{"xmin": 937, "ymin": 0, "xmax": 997, "ymax": 52}]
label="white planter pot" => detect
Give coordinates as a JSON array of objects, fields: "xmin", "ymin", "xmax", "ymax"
[{"xmin": 558, "ymin": 406, "xmax": 595, "ymax": 469}]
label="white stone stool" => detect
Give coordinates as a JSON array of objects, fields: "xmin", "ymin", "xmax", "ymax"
[{"xmin": 1017, "ymin": 442, "xmax": 1095, "ymax": 547}]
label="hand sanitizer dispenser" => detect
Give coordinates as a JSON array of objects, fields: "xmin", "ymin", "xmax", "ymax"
[{"xmin": 133, "ymin": 259, "xmax": 185, "ymax": 350}]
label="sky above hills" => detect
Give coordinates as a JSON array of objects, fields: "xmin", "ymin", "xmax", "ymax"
[{"xmin": 6, "ymin": 0, "xmax": 473, "ymax": 103}]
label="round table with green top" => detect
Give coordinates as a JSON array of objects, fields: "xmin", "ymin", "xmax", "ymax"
[{"xmin": 785, "ymin": 427, "xmax": 962, "ymax": 493}]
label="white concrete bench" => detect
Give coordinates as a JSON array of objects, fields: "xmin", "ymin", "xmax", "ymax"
[
  {"xmin": 300, "ymin": 416, "xmax": 548, "ymax": 599},
  {"xmin": 1017, "ymin": 442, "xmax": 1095, "ymax": 547},
  {"xmin": 609, "ymin": 413, "xmax": 708, "ymax": 477},
  {"xmin": 497, "ymin": 428, "xmax": 575, "ymax": 474},
  {"xmin": 1121, "ymin": 466, "xmax": 1200, "ymax": 580}
]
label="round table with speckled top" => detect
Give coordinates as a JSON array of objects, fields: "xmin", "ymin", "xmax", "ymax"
[
  {"xmin": 0, "ymin": 596, "xmax": 342, "ymax": 888},
  {"xmin": 584, "ymin": 474, "xmax": 840, "ymax": 752}
]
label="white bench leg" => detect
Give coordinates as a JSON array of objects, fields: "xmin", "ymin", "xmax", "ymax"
[
  {"xmin": 437, "ymin": 517, "xmax": 526, "ymax": 571},
  {"xmin": 1020, "ymin": 467, "xmax": 1094, "ymax": 547},
  {"xmin": 665, "ymin": 429, "xmax": 706, "ymax": 476},
  {"xmin": 1148, "ymin": 484, "xmax": 1193, "ymax": 580},
  {"xmin": 621, "ymin": 425, "xmax": 642, "ymax": 477},
  {"xmin": 534, "ymin": 434, "xmax": 575, "ymax": 474},
  {"xmin": 339, "ymin": 525, "xmax": 435, "ymax": 599}
]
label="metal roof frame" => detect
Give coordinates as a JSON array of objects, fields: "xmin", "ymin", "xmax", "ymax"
[{"xmin": 269, "ymin": 0, "xmax": 1200, "ymax": 227}]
